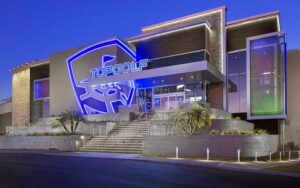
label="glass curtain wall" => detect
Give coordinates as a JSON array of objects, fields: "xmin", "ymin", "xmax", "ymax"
[{"xmin": 227, "ymin": 50, "xmax": 247, "ymax": 113}]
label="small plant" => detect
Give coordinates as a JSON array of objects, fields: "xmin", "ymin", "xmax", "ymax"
[
  {"xmin": 209, "ymin": 129, "xmax": 220, "ymax": 135},
  {"xmin": 233, "ymin": 116, "xmax": 241, "ymax": 120},
  {"xmin": 254, "ymin": 129, "xmax": 268, "ymax": 135},
  {"xmin": 0, "ymin": 132, "xmax": 6, "ymax": 136},
  {"xmin": 54, "ymin": 110, "xmax": 87, "ymax": 135}
]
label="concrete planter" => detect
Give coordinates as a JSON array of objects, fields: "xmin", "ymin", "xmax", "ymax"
[
  {"xmin": 143, "ymin": 135, "xmax": 279, "ymax": 158},
  {"xmin": 0, "ymin": 135, "xmax": 80, "ymax": 151}
]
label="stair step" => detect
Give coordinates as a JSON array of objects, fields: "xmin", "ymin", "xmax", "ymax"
[
  {"xmin": 78, "ymin": 149, "xmax": 142, "ymax": 154},
  {"xmin": 80, "ymin": 146, "xmax": 143, "ymax": 150},
  {"xmin": 88, "ymin": 142, "xmax": 142, "ymax": 144},
  {"xmin": 79, "ymin": 147, "xmax": 143, "ymax": 151},
  {"xmin": 79, "ymin": 119, "xmax": 151, "ymax": 153}
]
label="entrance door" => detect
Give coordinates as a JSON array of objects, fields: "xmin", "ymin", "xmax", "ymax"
[{"xmin": 153, "ymin": 93, "xmax": 185, "ymax": 111}]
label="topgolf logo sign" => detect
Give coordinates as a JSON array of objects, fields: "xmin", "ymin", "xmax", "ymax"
[{"xmin": 66, "ymin": 39, "xmax": 145, "ymax": 114}]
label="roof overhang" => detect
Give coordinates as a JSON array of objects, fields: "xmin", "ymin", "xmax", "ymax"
[
  {"xmin": 89, "ymin": 61, "xmax": 224, "ymax": 87},
  {"xmin": 226, "ymin": 11, "xmax": 280, "ymax": 31},
  {"xmin": 128, "ymin": 20, "xmax": 211, "ymax": 43}
]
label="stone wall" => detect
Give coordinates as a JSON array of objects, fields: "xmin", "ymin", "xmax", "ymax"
[
  {"xmin": 0, "ymin": 135, "xmax": 79, "ymax": 151},
  {"xmin": 143, "ymin": 135, "xmax": 279, "ymax": 158},
  {"xmin": 12, "ymin": 66, "xmax": 31, "ymax": 125}
]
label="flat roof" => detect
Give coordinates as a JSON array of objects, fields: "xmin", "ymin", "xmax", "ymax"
[
  {"xmin": 11, "ymin": 59, "xmax": 49, "ymax": 72},
  {"xmin": 226, "ymin": 11, "xmax": 279, "ymax": 29},
  {"xmin": 128, "ymin": 20, "xmax": 210, "ymax": 43},
  {"xmin": 141, "ymin": 6, "xmax": 225, "ymax": 33}
]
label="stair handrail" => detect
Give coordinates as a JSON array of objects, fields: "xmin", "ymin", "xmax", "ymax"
[{"xmin": 135, "ymin": 112, "xmax": 145, "ymax": 122}]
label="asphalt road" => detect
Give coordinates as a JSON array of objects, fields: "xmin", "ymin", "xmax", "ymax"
[{"xmin": 0, "ymin": 152, "xmax": 299, "ymax": 188}]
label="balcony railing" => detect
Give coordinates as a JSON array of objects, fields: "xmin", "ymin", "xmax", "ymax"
[{"xmin": 147, "ymin": 49, "xmax": 210, "ymax": 69}]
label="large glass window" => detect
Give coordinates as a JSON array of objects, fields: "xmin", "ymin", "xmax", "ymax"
[
  {"xmin": 153, "ymin": 85, "xmax": 184, "ymax": 95},
  {"xmin": 227, "ymin": 50, "xmax": 247, "ymax": 113}
]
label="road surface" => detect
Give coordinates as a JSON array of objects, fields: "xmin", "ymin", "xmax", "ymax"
[{"xmin": 0, "ymin": 152, "xmax": 299, "ymax": 188}]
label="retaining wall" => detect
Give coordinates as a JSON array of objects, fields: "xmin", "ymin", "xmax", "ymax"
[
  {"xmin": 0, "ymin": 135, "xmax": 80, "ymax": 151},
  {"xmin": 143, "ymin": 135, "xmax": 279, "ymax": 157},
  {"xmin": 6, "ymin": 123, "xmax": 107, "ymax": 136},
  {"xmin": 150, "ymin": 119, "xmax": 254, "ymax": 136}
]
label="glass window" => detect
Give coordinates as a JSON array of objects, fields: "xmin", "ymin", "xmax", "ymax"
[
  {"xmin": 227, "ymin": 50, "xmax": 247, "ymax": 113},
  {"xmin": 228, "ymin": 52, "xmax": 239, "ymax": 74},
  {"xmin": 153, "ymin": 85, "xmax": 184, "ymax": 95},
  {"xmin": 34, "ymin": 78, "xmax": 49, "ymax": 100},
  {"xmin": 228, "ymin": 93, "xmax": 239, "ymax": 113},
  {"xmin": 239, "ymin": 51, "xmax": 246, "ymax": 73}
]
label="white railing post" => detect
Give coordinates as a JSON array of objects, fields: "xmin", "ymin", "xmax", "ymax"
[
  {"xmin": 298, "ymin": 150, "xmax": 300, "ymax": 160},
  {"xmin": 269, "ymin": 151, "xmax": 272, "ymax": 162},
  {"xmin": 176, "ymin": 146, "xmax": 178, "ymax": 159},
  {"xmin": 237, "ymin": 149, "xmax": 240, "ymax": 163},
  {"xmin": 288, "ymin": 151, "xmax": 291, "ymax": 161},
  {"xmin": 255, "ymin": 151, "xmax": 257, "ymax": 162},
  {"xmin": 279, "ymin": 151, "xmax": 282, "ymax": 162},
  {"xmin": 92, "ymin": 125, "xmax": 95, "ymax": 137},
  {"xmin": 206, "ymin": 148, "xmax": 209, "ymax": 161}
]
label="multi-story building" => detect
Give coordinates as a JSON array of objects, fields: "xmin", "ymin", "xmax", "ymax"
[{"xmin": 0, "ymin": 6, "xmax": 299, "ymax": 146}]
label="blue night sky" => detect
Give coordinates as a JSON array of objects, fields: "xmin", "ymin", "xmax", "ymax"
[{"xmin": 0, "ymin": 0, "xmax": 299, "ymax": 100}]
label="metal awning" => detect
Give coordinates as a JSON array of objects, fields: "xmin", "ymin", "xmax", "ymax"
[{"xmin": 89, "ymin": 61, "xmax": 224, "ymax": 87}]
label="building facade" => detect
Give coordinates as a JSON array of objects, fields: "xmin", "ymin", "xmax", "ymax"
[{"xmin": 0, "ymin": 6, "xmax": 299, "ymax": 145}]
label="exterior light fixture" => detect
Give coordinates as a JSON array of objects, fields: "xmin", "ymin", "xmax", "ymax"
[{"xmin": 176, "ymin": 85, "xmax": 184, "ymax": 89}]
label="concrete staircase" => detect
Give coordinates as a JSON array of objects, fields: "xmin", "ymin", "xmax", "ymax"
[{"xmin": 78, "ymin": 121, "xmax": 150, "ymax": 154}]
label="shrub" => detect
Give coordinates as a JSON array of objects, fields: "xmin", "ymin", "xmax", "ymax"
[
  {"xmin": 209, "ymin": 129, "xmax": 220, "ymax": 135},
  {"xmin": 170, "ymin": 104, "xmax": 211, "ymax": 135},
  {"xmin": 26, "ymin": 132, "xmax": 74, "ymax": 136}
]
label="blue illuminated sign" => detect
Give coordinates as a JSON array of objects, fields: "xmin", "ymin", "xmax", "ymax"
[
  {"xmin": 66, "ymin": 39, "xmax": 141, "ymax": 115},
  {"xmin": 90, "ymin": 59, "xmax": 148, "ymax": 79}
]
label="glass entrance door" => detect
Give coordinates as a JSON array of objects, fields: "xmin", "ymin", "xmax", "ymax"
[{"xmin": 153, "ymin": 93, "xmax": 185, "ymax": 111}]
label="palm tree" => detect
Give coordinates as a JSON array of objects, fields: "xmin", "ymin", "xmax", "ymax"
[{"xmin": 170, "ymin": 104, "xmax": 211, "ymax": 135}]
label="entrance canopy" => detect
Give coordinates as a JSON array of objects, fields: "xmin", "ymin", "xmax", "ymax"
[{"xmin": 89, "ymin": 61, "xmax": 224, "ymax": 88}]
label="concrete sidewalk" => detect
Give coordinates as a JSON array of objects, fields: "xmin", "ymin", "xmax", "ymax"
[{"xmin": 1, "ymin": 150, "xmax": 299, "ymax": 178}]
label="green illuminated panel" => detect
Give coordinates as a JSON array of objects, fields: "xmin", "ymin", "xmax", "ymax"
[{"xmin": 248, "ymin": 33, "xmax": 286, "ymax": 119}]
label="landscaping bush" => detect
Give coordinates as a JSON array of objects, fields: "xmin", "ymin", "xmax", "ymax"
[
  {"xmin": 170, "ymin": 104, "xmax": 211, "ymax": 135},
  {"xmin": 26, "ymin": 132, "xmax": 75, "ymax": 136},
  {"xmin": 209, "ymin": 129, "xmax": 268, "ymax": 135}
]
